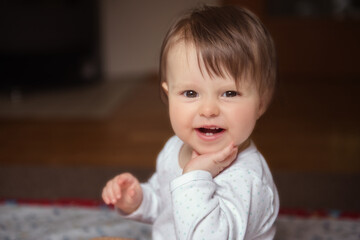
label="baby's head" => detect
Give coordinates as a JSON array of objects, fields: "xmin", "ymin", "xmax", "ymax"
[
  {"xmin": 159, "ymin": 5, "xmax": 277, "ymax": 110},
  {"xmin": 159, "ymin": 5, "xmax": 277, "ymax": 154}
]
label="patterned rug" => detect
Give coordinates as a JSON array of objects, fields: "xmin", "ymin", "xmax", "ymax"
[{"xmin": 1, "ymin": 199, "xmax": 359, "ymax": 240}]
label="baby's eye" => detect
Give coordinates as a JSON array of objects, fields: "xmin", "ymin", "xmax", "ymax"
[
  {"xmin": 182, "ymin": 90, "xmax": 198, "ymax": 98},
  {"xmin": 222, "ymin": 91, "xmax": 239, "ymax": 97}
]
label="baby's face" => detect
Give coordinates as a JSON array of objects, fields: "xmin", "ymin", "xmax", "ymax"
[{"xmin": 162, "ymin": 42, "xmax": 263, "ymax": 154}]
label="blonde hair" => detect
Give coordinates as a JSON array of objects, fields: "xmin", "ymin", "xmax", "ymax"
[{"xmin": 159, "ymin": 5, "xmax": 277, "ymax": 109}]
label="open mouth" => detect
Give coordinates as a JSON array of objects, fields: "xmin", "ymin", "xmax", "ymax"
[{"xmin": 197, "ymin": 127, "xmax": 225, "ymax": 136}]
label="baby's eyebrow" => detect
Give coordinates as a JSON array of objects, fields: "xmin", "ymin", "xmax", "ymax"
[{"xmin": 171, "ymin": 82, "xmax": 198, "ymax": 89}]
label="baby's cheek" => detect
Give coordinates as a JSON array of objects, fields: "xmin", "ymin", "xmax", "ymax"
[{"xmin": 231, "ymin": 123, "xmax": 255, "ymax": 145}]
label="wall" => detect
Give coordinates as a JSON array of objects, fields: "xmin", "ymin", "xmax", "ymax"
[
  {"xmin": 100, "ymin": 0, "xmax": 220, "ymax": 80},
  {"xmin": 224, "ymin": 0, "xmax": 360, "ymax": 80}
]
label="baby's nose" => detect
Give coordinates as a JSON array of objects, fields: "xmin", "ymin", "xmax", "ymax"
[{"xmin": 199, "ymin": 98, "xmax": 220, "ymax": 118}]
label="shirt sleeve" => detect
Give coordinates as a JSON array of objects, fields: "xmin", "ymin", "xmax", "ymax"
[{"xmin": 170, "ymin": 169, "xmax": 276, "ymax": 240}]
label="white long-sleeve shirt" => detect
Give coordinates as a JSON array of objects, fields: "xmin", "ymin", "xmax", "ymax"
[{"xmin": 122, "ymin": 136, "xmax": 279, "ymax": 239}]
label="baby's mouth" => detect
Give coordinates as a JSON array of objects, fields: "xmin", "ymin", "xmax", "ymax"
[{"xmin": 197, "ymin": 127, "xmax": 225, "ymax": 136}]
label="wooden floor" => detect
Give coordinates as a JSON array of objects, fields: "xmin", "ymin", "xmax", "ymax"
[{"xmin": 0, "ymin": 75, "xmax": 359, "ymax": 173}]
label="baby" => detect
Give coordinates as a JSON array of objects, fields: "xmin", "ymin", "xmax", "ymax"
[{"xmin": 102, "ymin": 5, "xmax": 279, "ymax": 239}]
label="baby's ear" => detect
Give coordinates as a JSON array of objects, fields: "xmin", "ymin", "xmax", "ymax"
[
  {"xmin": 161, "ymin": 82, "xmax": 169, "ymax": 95},
  {"xmin": 257, "ymin": 98, "xmax": 267, "ymax": 119}
]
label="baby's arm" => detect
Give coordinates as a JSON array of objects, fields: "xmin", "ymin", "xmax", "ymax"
[
  {"xmin": 102, "ymin": 172, "xmax": 143, "ymax": 215},
  {"xmin": 171, "ymin": 169, "xmax": 275, "ymax": 239},
  {"xmin": 172, "ymin": 144, "xmax": 276, "ymax": 239}
]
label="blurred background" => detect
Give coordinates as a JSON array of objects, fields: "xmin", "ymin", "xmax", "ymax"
[{"xmin": 0, "ymin": 0, "xmax": 359, "ymax": 211}]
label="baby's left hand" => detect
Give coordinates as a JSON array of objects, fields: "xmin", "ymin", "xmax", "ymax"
[{"xmin": 183, "ymin": 143, "xmax": 238, "ymax": 177}]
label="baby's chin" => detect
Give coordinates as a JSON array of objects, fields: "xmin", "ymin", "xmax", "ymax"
[{"xmin": 192, "ymin": 142, "xmax": 231, "ymax": 155}]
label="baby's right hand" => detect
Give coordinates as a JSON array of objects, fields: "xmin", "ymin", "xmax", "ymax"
[{"xmin": 102, "ymin": 173, "xmax": 143, "ymax": 215}]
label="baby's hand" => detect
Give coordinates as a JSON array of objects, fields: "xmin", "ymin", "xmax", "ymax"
[
  {"xmin": 183, "ymin": 143, "xmax": 238, "ymax": 177},
  {"xmin": 102, "ymin": 173, "xmax": 143, "ymax": 215}
]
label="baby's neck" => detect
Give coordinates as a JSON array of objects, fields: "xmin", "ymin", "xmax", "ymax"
[{"xmin": 178, "ymin": 143, "xmax": 193, "ymax": 169}]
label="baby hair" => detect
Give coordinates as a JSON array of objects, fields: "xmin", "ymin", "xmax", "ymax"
[{"xmin": 159, "ymin": 5, "xmax": 277, "ymax": 110}]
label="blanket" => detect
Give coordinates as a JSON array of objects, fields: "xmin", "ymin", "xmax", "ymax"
[{"xmin": 1, "ymin": 199, "xmax": 359, "ymax": 240}]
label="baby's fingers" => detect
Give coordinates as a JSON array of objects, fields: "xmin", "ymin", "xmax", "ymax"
[
  {"xmin": 210, "ymin": 143, "xmax": 238, "ymax": 177},
  {"xmin": 111, "ymin": 178, "xmax": 122, "ymax": 201},
  {"xmin": 101, "ymin": 188, "xmax": 110, "ymax": 204},
  {"xmin": 106, "ymin": 181, "xmax": 118, "ymax": 204},
  {"xmin": 102, "ymin": 177, "xmax": 122, "ymax": 205},
  {"xmin": 102, "ymin": 183, "xmax": 115, "ymax": 205},
  {"xmin": 214, "ymin": 143, "xmax": 237, "ymax": 163}
]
